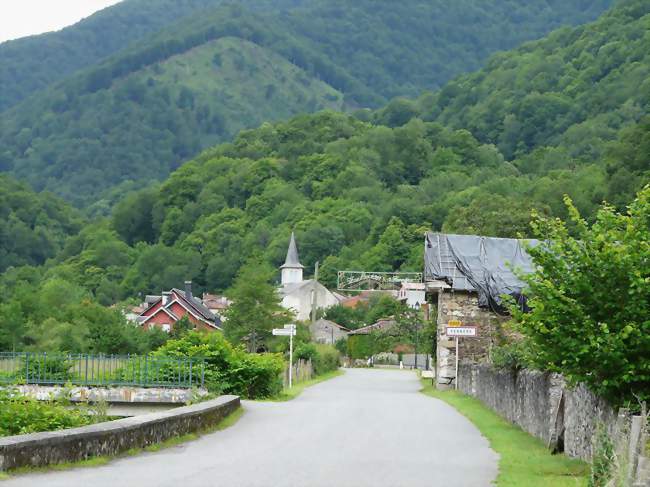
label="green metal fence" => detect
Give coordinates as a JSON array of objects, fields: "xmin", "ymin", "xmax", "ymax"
[{"xmin": 0, "ymin": 352, "xmax": 204, "ymax": 389}]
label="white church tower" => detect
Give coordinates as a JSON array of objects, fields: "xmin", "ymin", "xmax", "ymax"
[{"xmin": 280, "ymin": 232, "xmax": 304, "ymax": 286}]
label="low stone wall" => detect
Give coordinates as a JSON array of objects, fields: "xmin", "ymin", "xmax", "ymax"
[
  {"xmin": 0, "ymin": 395, "xmax": 240, "ymax": 471},
  {"xmin": 457, "ymin": 363, "xmax": 617, "ymax": 461},
  {"xmin": 14, "ymin": 384, "xmax": 207, "ymax": 404}
]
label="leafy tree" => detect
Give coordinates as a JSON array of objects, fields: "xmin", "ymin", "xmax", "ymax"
[
  {"xmin": 224, "ymin": 259, "xmax": 294, "ymax": 352},
  {"xmin": 511, "ymin": 186, "xmax": 650, "ymax": 405}
]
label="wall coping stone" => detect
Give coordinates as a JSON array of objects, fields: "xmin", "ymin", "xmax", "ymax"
[{"xmin": 0, "ymin": 395, "xmax": 240, "ymax": 471}]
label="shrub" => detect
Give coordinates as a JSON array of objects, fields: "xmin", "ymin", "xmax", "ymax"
[
  {"xmin": 312, "ymin": 344, "xmax": 340, "ymax": 375},
  {"xmin": 0, "ymin": 388, "xmax": 94, "ymax": 437},
  {"xmin": 153, "ymin": 331, "xmax": 284, "ymax": 399},
  {"xmin": 294, "ymin": 343, "xmax": 318, "ymax": 362},
  {"xmin": 512, "ymin": 187, "xmax": 650, "ymax": 406}
]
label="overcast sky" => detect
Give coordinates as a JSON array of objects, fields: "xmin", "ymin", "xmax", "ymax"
[{"xmin": 0, "ymin": 0, "xmax": 124, "ymax": 43}]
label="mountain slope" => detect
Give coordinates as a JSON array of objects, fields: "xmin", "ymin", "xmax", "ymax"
[
  {"xmin": 0, "ymin": 0, "xmax": 614, "ymax": 207},
  {"xmin": 413, "ymin": 0, "xmax": 650, "ymax": 164},
  {"xmin": 0, "ymin": 0, "xmax": 305, "ymax": 112},
  {"xmin": 0, "ymin": 175, "xmax": 83, "ymax": 272}
]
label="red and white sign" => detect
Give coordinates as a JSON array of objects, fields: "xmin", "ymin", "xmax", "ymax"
[{"xmin": 446, "ymin": 326, "xmax": 477, "ymax": 337}]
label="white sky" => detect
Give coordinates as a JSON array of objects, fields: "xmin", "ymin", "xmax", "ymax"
[{"xmin": 0, "ymin": 0, "xmax": 124, "ymax": 43}]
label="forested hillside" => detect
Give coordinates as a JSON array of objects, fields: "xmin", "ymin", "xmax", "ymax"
[
  {"xmin": 0, "ymin": 0, "xmax": 612, "ymax": 208},
  {"xmin": 0, "ymin": 0, "xmax": 304, "ymax": 111},
  {"xmin": 0, "ymin": 175, "xmax": 82, "ymax": 272},
  {"xmin": 0, "ymin": 0, "xmax": 647, "ymax": 354}
]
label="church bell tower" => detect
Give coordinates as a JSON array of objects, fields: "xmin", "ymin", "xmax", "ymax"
[{"xmin": 280, "ymin": 232, "xmax": 304, "ymax": 286}]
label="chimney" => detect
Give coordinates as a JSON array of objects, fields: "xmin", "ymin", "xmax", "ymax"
[{"xmin": 184, "ymin": 281, "xmax": 193, "ymax": 301}]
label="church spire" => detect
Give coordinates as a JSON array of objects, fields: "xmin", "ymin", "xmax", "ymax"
[
  {"xmin": 281, "ymin": 232, "xmax": 304, "ymax": 269},
  {"xmin": 280, "ymin": 232, "xmax": 304, "ymax": 285}
]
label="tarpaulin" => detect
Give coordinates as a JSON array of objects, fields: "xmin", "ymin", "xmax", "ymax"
[{"xmin": 424, "ymin": 233, "xmax": 538, "ymax": 314}]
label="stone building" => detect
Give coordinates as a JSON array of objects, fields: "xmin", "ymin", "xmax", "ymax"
[
  {"xmin": 424, "ymin": 233, "xmax": 536, "ymax": 385},
  {"xmin": 278, "ymin": 233, "xmax": 341, "ymax": 321},
  {"xmin": 310, "ymin": 318, "xmax": 349, "ymax": 345}
]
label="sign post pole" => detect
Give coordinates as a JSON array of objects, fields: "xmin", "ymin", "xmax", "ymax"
[
  {"xmin": 455, "ymin": 336, "xmax": 459, "ymax": 390},
  {"xmin": 289, "ymin": 326, "xmax": 293, "ymax": 388},
  {"xmin": 274, "ymin": 324, "xmax": 297, "ymax": 388},
  {"xmin": 445, "ymin": 323, "xmax": 477, "ymax": 390}
]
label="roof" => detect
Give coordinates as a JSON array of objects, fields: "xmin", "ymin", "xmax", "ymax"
[
  {"xmin": 424, "ymin": 232, "xmax": 538, "ymax": 312},
  {"xmin": 313, "ymin": 318, "xmax": 350, "ymax": 332},
  {"xmin": 347, "ymin": 318, "xmax": 396, "ymax": 336},
  {"xmin": 138, "ymin": 288, "xmax": 221, "ymax": 329},
  {"xmin": 280, "ymin": 232, "xmax": 304, "ymax": 269},
  {"xmin": 278, "ymin": 279, "xmax": 319, "ymax": 296},
  {"xmin": 171, "ymin": 288, "xmax": 218, "ymax": 323}
]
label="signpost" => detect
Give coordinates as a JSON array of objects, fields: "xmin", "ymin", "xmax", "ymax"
[
  {"xmin": 444, "ymin": 322, "xmax": 478, "ymax": 390},
  {"xmin": 273, "ymin": 324, "xmax": 297, "ymax": 387}
]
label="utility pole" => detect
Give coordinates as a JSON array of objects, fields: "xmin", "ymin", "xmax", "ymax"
[{"xmin": 311, "ymin": 261, "xmax": 319, "ymax": 326}]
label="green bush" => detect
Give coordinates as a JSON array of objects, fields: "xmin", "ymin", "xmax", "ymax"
[
  {"xmin": 312, "ymin": 344, "xmax": 340, "ymax": 375},
  {"xmin": 23, "ymin": 354, "xmax": 73, "ymax": 383},
  {"xmin": 294, "ymin": 343, "xmax": 318, "ymax": 362},
  {"xmin": 512, "ymin": 187, "xmax": 650, "ymax": 406},
  {"xmin": 0, "ymin": 388, "xmax": 94, "ymax": 437},
  {"xmin": 153, "ymin": 331, "xmax": 284, "ymax": 399},
  {"xmin": 490, "ymin": 341, "xmax": 532, "ymax": 371}
]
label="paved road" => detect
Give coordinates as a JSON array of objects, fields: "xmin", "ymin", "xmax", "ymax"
[{"xmin": 5, "ymin": 369, "xmax": 498, "ymax": 487}]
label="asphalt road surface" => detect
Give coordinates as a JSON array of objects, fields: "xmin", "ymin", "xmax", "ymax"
[{"xmin": 4, "ymin": 369, "xmax": 498, "ymax": 487}]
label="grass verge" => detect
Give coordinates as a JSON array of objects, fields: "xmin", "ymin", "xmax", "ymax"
[
  {"xmin": 0, "ymin": 407, "xmax": 244, "ymax": 480},
  {"xmin": 267, "ymin": 369, "xmax": 344, "ymax": 402},
  {"xmin": 420, "ymin": 379, "xmax": 589, "ymax": 487}
]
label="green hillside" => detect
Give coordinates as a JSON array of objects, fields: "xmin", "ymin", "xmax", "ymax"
[
  {"xmin": 0, "ymin": 0, "xmax": 305, "ymax": 111},
  {"xmin": 0, "ymin": 0, "xmax": 613, "ymax": 207},
  {"xmin": 0, "ymin": 0, "xmax": 648, "ymax": 354},
  {"xmin": 0, "ymin": 175, "xmax": 83, "ymax": 272}
]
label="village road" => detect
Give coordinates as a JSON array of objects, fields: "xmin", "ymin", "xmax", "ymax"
[{"xmin": 5, "ymin": 369, "xmax": 498, "ymax": 487}]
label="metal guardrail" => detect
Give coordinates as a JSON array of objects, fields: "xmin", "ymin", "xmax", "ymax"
[{"xmin": 0, "ymin": 352, "xmax": 204, "ymax": 389}]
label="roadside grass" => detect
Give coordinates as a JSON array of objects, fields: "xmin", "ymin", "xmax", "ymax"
[
  {"xmin": 267, "ymin": 369, "xmax": 344, "ymax": 402},
  {"xmin": 420, "ymin": 379, "xmax": 589, "ymax": 487},
  {"xmin": 0, "ymin": 407, "xmax": 244, "ymax": 480}
]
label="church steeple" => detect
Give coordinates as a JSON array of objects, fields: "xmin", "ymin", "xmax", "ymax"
[{"xmin": 280, "ymin": 232, "xmax": 304, "ymax": 286}]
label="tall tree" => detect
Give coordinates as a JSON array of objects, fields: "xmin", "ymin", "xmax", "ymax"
[{"xmin": 224, "ymin": 258, "xmax": 294, "ymax": 352}]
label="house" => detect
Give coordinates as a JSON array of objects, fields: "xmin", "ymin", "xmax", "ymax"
[
  {"xmin": 278, "ymin": 233, "xmax": 341, "ymax": 321},
  {"xmin": 136, "ymin": 281, "xmax": 221, "ymax": 333},
  {"xmin": 423, "ymin": 232, "xmax": 537, "ymax": 384},
  {"xmin": 310, "ymin": 318, "xmax": 349, "ymax": 345},
  {"xmin": 201, "ymin": 293, "xmax": 231, "ymax": 319},
  {"xmin": 397, "ymin": 282, "xmax": 426, "ymax": 308}
]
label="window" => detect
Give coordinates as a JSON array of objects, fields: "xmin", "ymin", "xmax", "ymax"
[{"xmin": 161, "ymin": 324, "xmax": 171, "ymax": 333}]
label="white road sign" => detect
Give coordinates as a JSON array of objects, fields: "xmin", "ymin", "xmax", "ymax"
[
  {"xmin": 272, "ymin": 328, "xmax": 296, "ymax": 336},
  {"xmin": 446, "ymin": 326, "xmax": 477, "ymax": 337},
  {"xmin": 284, "ymin": 324, "xmax": 296, "ymax": 330}
]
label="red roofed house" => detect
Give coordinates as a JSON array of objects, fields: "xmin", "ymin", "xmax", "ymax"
[{"xmin": 137, "ymin": 281, "xmax": 221, "ymax": 333}]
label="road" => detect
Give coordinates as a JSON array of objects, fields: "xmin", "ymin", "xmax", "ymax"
[{"xmin": 4, "ymin": 369, "xmax": 498, "ymax": 487}]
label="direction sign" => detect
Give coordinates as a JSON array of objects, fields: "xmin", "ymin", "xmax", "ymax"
[
  {"xmin": 284, "ymin": 324, "xmax": 296, "ymax": 330},
  {"xmin": 272, "ymin": 328, "xmax": 296, "ymax": 336},
  {"xmin": 446, "ymin": 326, "xmax": 477, "ymax": 337}
]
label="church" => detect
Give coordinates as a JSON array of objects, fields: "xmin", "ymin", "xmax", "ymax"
[{"xmin": 278, "ymin": 233, "xmax": 341, "ymax": 321}]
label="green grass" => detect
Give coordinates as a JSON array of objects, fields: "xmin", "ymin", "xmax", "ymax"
[
  {"xmin": 0, "ymin": 407, "xmax": 244, "ymax": 480},
  {"xmin": 420, "ymin": 379, "xmax": 589, "ymax": 487},
  {"xmin": 266, "ymin": 370, "xmax": 344, "ymax": 402}
]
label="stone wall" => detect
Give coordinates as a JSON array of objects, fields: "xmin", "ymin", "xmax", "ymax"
[
  {"xmin": 0, "ymin": 395, "xmax": 240, "ymax": 471},
  {"xmin": 13, "ymin": 385, "xmax": 206, "ymax": 404},
  {"xmin": 436, "ymin": 291, "xmax": 507, "ymax": 383},
  {"xmin": 457, "ymin": 363, "xmax": 619, "ymax": 461}
]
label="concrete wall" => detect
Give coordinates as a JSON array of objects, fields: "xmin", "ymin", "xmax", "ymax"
[
  {"xmin": 0, "ymin": 395, "xmax": 240, "ymax": 471},
  {"xmin": 436, "ymin": 291, "xmax": 507, "ymax": 383}
]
